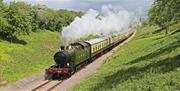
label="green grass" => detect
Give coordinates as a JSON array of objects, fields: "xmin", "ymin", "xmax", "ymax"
[
  {"xmin": 72, "ymin": 24, "xmax": 180, "ymax": 91},
  {"xmin": 0, "ymin": 31, "xmax": 60, "ymax": 86},
  {"xmin": 79, "ymin": 34, "xmax": 100, "ymax": 41}
]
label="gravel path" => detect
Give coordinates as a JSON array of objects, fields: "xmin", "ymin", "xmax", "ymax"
[{"xmin": 0, "ymin": 30, "xmax": 136, "ymax": 91}]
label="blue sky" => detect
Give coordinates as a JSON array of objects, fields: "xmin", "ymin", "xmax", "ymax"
[{"xmin": 4, "ymin": 0, "xmax": 154, "ymax": 17}]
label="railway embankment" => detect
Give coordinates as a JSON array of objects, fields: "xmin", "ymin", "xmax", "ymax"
[{"xmin": 72, "ymin": 24, "xmax": 180, "ymax": 91}]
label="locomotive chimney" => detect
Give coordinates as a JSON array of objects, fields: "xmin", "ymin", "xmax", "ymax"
[{"xmin": 60, "ymin": 45, "xmax": 65, "ymax": 50}]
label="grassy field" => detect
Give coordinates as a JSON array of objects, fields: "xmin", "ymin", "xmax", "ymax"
[
  {"xmin": 72, "ymin": 24, "xmax": 180, "ymax": 91},
  {"xmin": 0, "ymin": 31, "xmax": 60, "ymax": 86}
]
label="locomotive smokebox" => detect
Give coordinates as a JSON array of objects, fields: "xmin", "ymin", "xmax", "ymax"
[{"xmin": 54, "ymin": 51, "xmax": 72, "ymax": 65}]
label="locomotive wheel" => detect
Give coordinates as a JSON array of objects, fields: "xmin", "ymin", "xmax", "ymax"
[{"xmin": 44, "ymin": 73, "xmax": 53, "ymax": 80}]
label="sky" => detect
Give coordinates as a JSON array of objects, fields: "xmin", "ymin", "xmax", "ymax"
[{"xmin": 4, "ymin": 0, "xmax": 154, "ymax": 17}]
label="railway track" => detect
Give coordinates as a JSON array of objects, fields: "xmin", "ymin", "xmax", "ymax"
[
  {"xmin": 31, "ymin": 80, "xmax": 64, "ymax": 91},
  {"xmin": 30, "ymin": 31, "xmax": 136, "ymax": 91}
]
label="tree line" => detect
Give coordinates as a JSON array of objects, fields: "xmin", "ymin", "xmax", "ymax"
[
  {"xmin": 0, "ymin": 0, "xmax": 83, "ymax": 40},
  {"xmin": 148, "ymin": 0, "xmax": 180, "ymax": 34}
]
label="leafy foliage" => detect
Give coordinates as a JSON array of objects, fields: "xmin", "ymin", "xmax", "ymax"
[
  {"xmin": 148, "ymin": 0, "xmax": 180, "ymax": 34},
  {"xmin": 6, "ymin": 2, "xmax": 32, "ymax": 36},
  {"xmin": 0, "ymin": 1, "xmax": 83, "ymax": 41}
]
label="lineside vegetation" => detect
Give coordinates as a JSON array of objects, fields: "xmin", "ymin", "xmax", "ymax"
[{"xmin": 0, "ymin": 0, "xmax": 83, "ymax": 41}]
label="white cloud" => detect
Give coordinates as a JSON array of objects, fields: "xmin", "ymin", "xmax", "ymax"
[{"xmin": 4, "ymin": 0, "xmax": 153, "ymax": 17}]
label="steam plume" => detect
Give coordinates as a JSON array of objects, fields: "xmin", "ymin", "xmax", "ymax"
[{"xmin": 61, "ymin": 5, "xmax": 134, "ymax": 45}]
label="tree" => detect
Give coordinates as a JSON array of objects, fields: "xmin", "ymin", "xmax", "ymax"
[
  {"xmin": 0, "ymin": 0, "xmax": 11, "ymax": 38},
  {"xmin": 148, "ymin": 0, "xmax": 180, "ymax": 34},
  {"xmin": 6, "ymin": 2, "xmax": 32, "ymax": 37},
  {"xmin": 0, "ymin": 1, "xmax": 83, "ymax": 41}
]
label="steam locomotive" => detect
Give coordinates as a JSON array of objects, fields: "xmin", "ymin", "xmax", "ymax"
[{"xmin": 45, "ymin": 30, "xmax": 134, "ymax": 80}]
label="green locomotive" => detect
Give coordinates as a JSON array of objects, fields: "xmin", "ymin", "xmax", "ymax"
[{"xmin": 45, "ymin": 30, "xmax": 134, "ymax": 79}]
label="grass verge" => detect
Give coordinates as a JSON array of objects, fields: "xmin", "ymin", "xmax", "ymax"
[{"xmin": 0, "ymin": 31, "xmax": 60, "ymax": 86}]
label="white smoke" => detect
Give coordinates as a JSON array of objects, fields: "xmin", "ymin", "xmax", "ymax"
[{"xmin": 61, "ymin": 5, "xmax": 134, "ymax": 45}]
